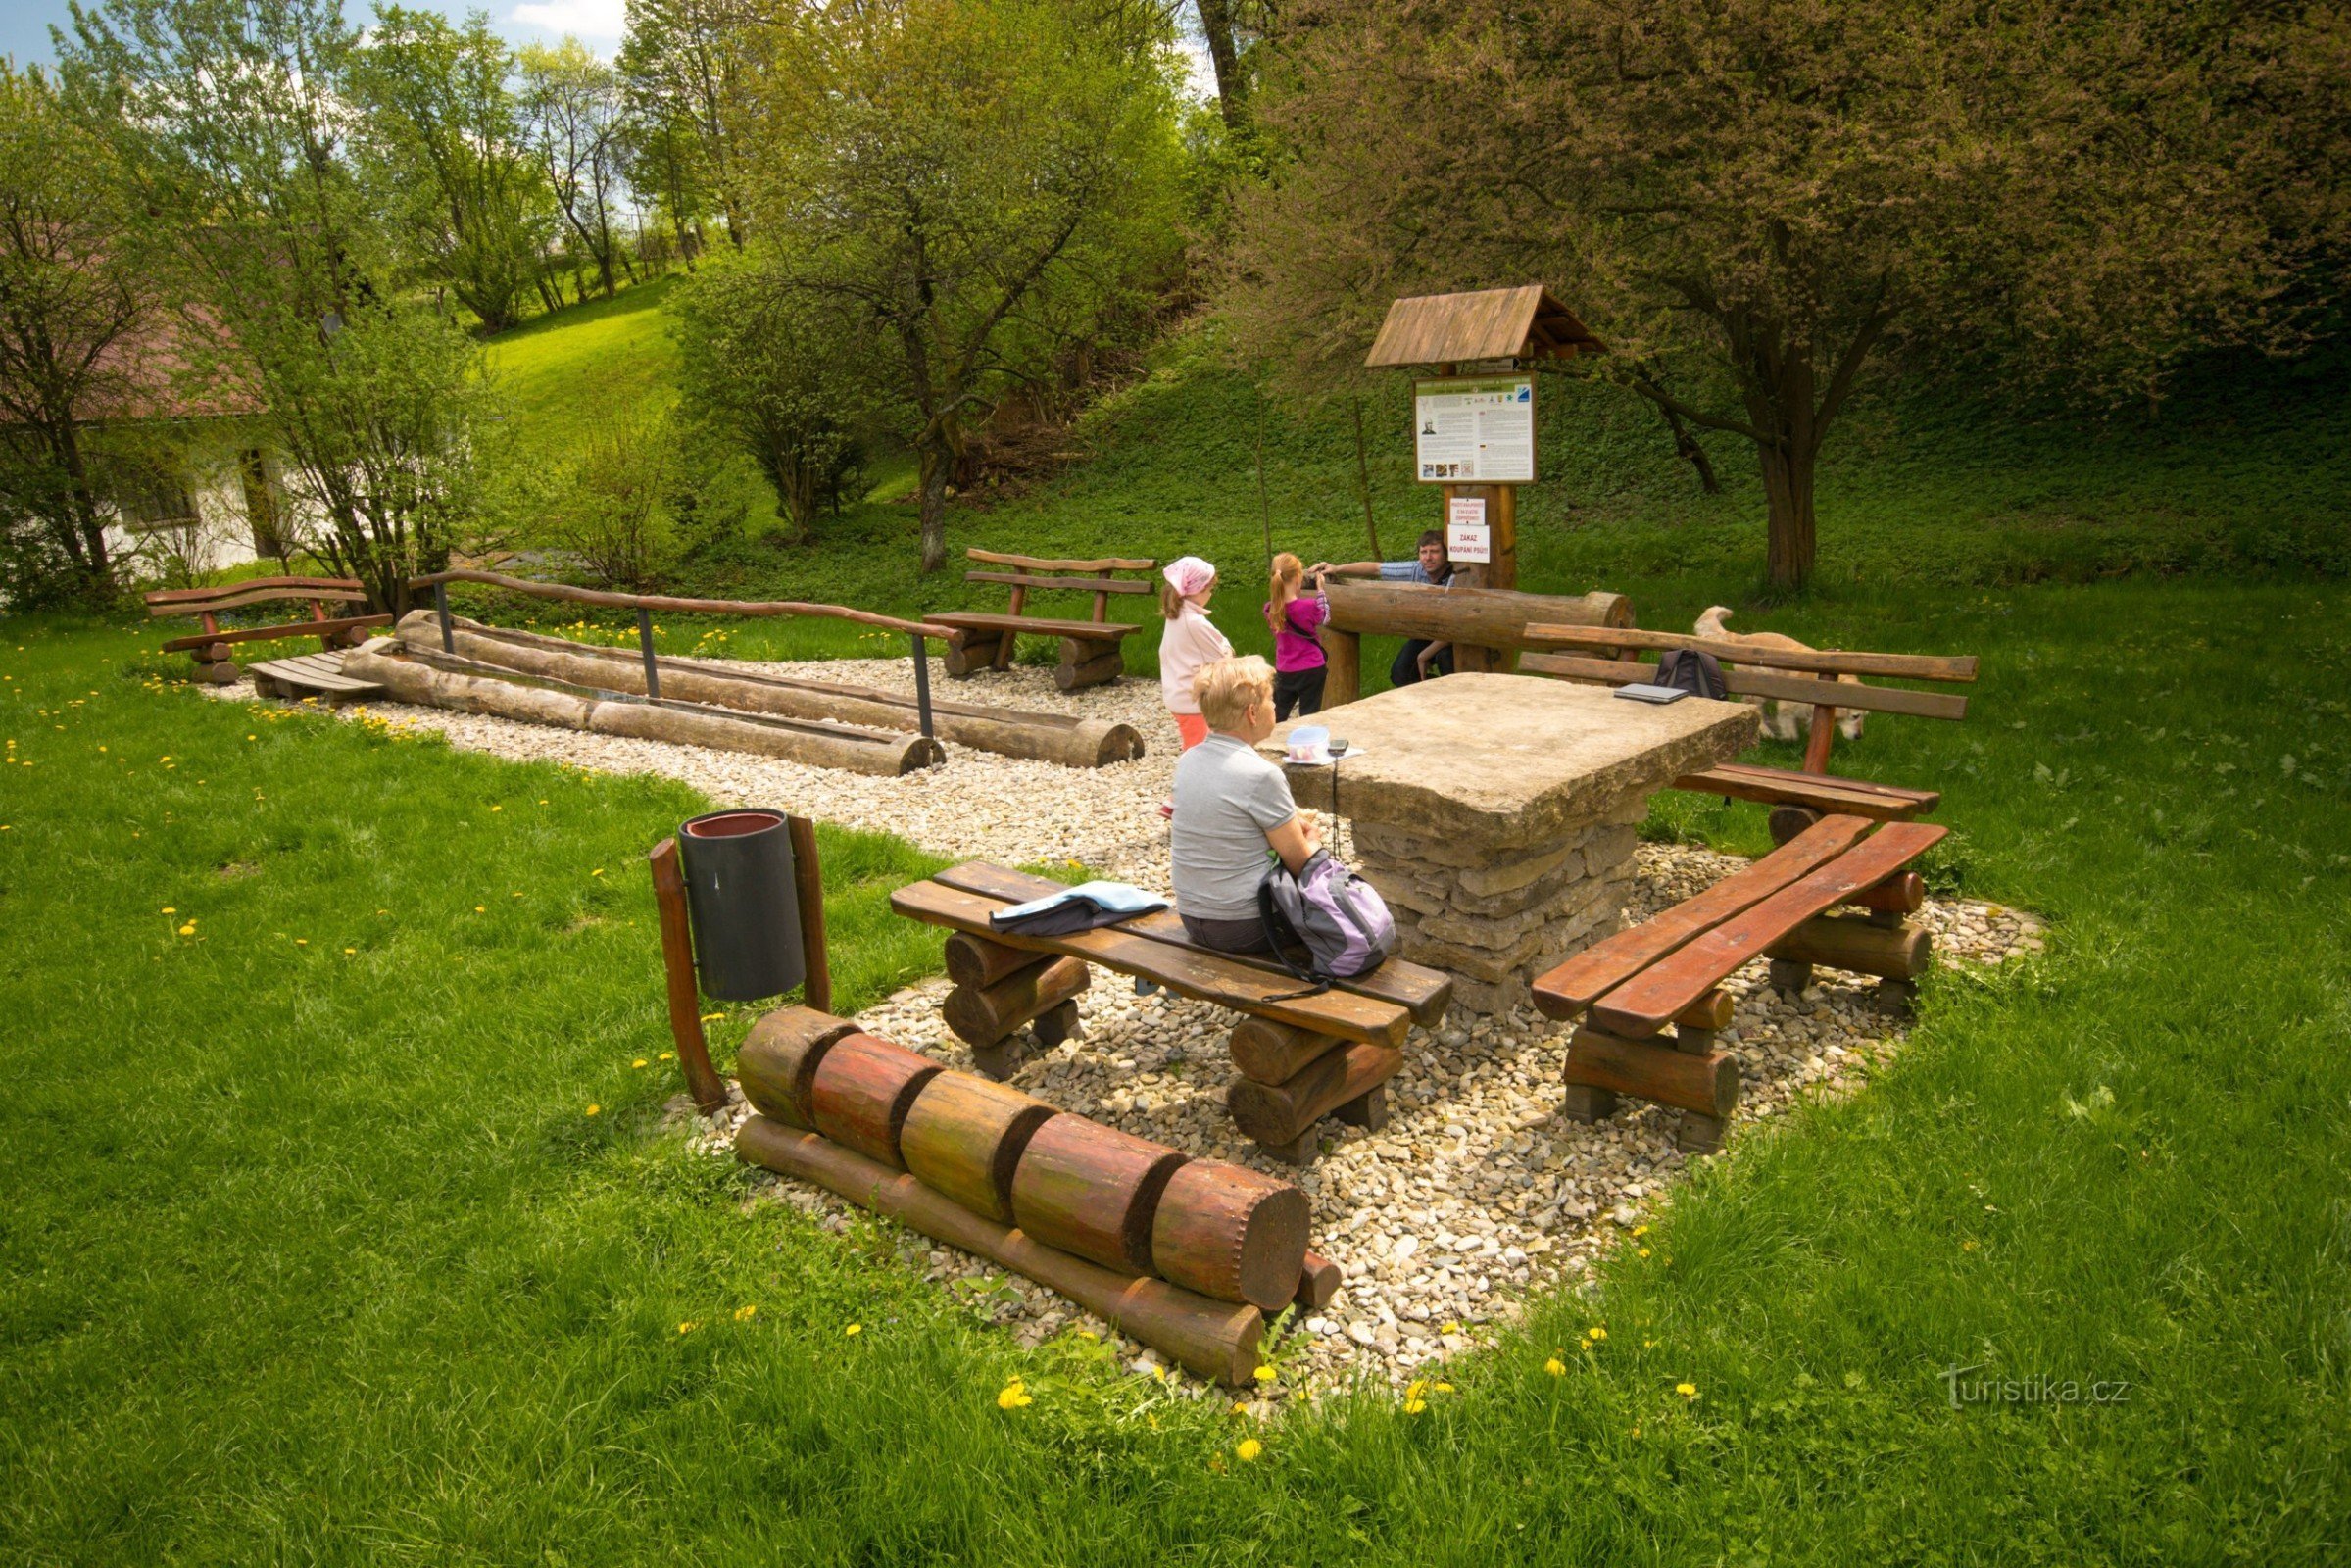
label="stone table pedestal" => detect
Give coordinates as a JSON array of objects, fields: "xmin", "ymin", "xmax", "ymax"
[{"xmin": 1271, "ymin": 674, "xmax": 1754, "ymax": 1015}]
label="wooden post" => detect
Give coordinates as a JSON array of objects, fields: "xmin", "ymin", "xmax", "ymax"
[
  {"xmin": 1802, "ymin": 706, "xmax": 1838, "ymax": 774},
  {"xmin": 434, "ymin": 581, "xmax": 453, "ymax": 653},
  {"xmin": 786, "ymin": 814, "xmax": 831, "ymax": 1014},
  {"xmin": 908, "ymin": 632, "xmax": 935, "ymax": 741},
  {"xmin": 1322, "ymin": 626, "xmax": 1361, "ymax": 708},
  {"xmin": 648, "ymin": 837, "xmax": 729, "ymax": 1115},
  {"xmin": 636, "ymin": 607, "xmax": 661, "ymax": 701},
  {"xmin": 1442, "ymin": 482, "xmax": 1518, "ymax": 672}
]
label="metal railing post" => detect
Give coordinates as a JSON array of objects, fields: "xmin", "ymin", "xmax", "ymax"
[
  {"xmin": 434, "ymin": 581, "xmax": 453, "ymax": 653},
  {"xmin": 910, "ymin": 632, "xmax": 934, "ymax": 741},
  {"xmin": 637, "ymin": 607, "xmax": 661, "ymax": 701}
]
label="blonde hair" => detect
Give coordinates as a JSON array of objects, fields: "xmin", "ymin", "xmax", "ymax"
[
  {"xmin": 1195, "ymin": 655, "xmax": 1274, "ymax": 731},
  {"xmin": 1269, "ymin": 552, "xmax": 1303, "ymax": 595}
]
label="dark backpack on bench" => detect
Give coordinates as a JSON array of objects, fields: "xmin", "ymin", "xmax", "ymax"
[{"xmin": 1655, "ymin": 648, "xmax": 1729, "ymax": 701}]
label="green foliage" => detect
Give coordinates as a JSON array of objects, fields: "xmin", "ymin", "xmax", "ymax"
[
  {"xmin": 536, "ymin": 394, "xmax": 683, "ymax": 591},
  {"xmin": 668, "ymin": 261, "xmax": 868, "ymax": 540},
  {"xmin": 519, "ymin": 36, "xmax": 634, "ymax": 302}
]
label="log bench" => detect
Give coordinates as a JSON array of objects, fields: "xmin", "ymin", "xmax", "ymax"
[
  {"xmin": 890, "ymin": 862, "xmax": 1452, "ymax": 1165},
  {"xmin": 144, "ymin": 577, "xmax": 391, "ymax": 686},
  {"xmin": 1530, "ymin": 814, "xmax": 1945, "ymax": 1153},
  {"xmin": 931, "ymin": 550, "xmax": 1155, "ymax": 692},
  {"xmin": 1520, "ymin": 623, "xmax": 1977, "ymax": 843}
]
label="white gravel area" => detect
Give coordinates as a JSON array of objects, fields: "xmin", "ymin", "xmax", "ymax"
[{"xmin": 218, "ymin": 659, "xmax": 2045, "ymax": 1399}]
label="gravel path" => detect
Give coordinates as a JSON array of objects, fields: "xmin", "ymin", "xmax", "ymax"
[{"xmin": 219, "ymin": 659, "xmax": 2044, "ymax": 1399}]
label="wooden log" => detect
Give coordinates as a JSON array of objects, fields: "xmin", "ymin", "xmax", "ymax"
[
  {"xmin": 1676, "ymin": 988, "xmax": 1734, "ymax": 1032},
  {"xmin": 1322, "ymin": 626, "xmax": 1362, "ymax": 709},
  {"xmin": 1558, "ymin": 1084, "xmax": 1619, "ymax": 1122},
  {"xmin": 1677, "ymin": 1111, "xmax": 1728, "ymax": 1154},
  {"xmin": 1054, "ymin": 645, "xmax": 1125, "ymax": 691},
  {"xmin": 1226, "ymin": 1043, "xmax": 1405, "ymax": 1149},
  {"xmin": 1322, "ymin": 579, "xmax": 1632, "ymax": 649},
  {"xmin": 1846, "ymin": 870, "xmax": 1924, "ymax": 915},
  {"xmin": 1764, "ymin": 913, "xmax": 1932, "ymax": 981},
  {"xmin": 1150, "ymin": 1160, "xmax": 1311, "ymax": 1311},
  {"xmin": 942, "ymin": 956, "xmax": 1091, "ymax": 1049},
  {"xmin": 196, "ymin": 659, "xmax": 240, "ymax": 685},
  {"xmin": 1010, "ymin": 1116, "xmax": 1188, "ymax": 1274},
  {"xmin": 344, "ymin": 642, "xmax": 942, "ymax": 775},
  {"xmin": 1031, "ymin": 999, "xmax": 1080, "ymax": 1049},
  {"xmin": 898, "ymin": 1075, "xmax": 1058, "ymax": 1223},
  {"xmin": 649, "ymin": 837, "xmax": 728, "ymax": 1115},
  {"xmin": 1521, "ymin": 622, "xmax": 1979, "ymax": 683},
  {"xmin": 397, "ymin": 614, "xmax": 1144, "ymax": 767},
  {"xmin": 809, "ymin": 1034, "xmax": 943, "ymax": 1168},
  {"xmin": 943, "ymin": 629, "xmax": 1002, "ymax": 676},
  {"xmin": 1768, "ymin": 958, "xmax": 1813, "ymax": 994},
  {"xmin": 944, "ymin": 930, "xmax": 1051, "ymax": 992},
  {"xmin": 1332, "ymin": 1083, "xmax": 1389, "ymax": 1131},
  {"xmin": 1563, "ymin": 1026, "xmax": 1738, "ymax": 1120},
  {"xmin": 1228, "ymin": 1018, "xmax": 1347, "ymax": 1086},
  {"xmin": 737, "ymin": 1116, "xmax": 1262, "ymax": 1385},
  {"xmin": 1296, "ymin": 1250, "xmax": 1342, "ymax": 1311},
  {"xmin": 734, "ymin": 1005, "xmax": 861, "ymax": 1127}
]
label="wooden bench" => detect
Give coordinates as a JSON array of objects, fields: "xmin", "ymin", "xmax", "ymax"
[
  {"xmin": 890, "ymin": 862, "xmax": 1452, "ymax": 1165},
  {"xmin": 1530, "ymin": 814, "xmax": 1944, "ymax": 1152},
  {"xmin": 144, "ymin": 577, "xmax": 392, "ymax": 686},
  {"xmin": 1520, "ymin": 622, "xmax": 1978, "ymax": 843},
  {"xmin": 931, "ymin": 550, "xmax": 1156, "ymax": 692}
]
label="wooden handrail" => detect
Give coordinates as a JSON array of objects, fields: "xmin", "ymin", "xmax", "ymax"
[
  {"xmin": 1522, "ymin": 622, "xmax": 1978, "ymax": 682},
  {"xmin": 407, "ymin": 569, "xmax": 963, "ymax": 641}
]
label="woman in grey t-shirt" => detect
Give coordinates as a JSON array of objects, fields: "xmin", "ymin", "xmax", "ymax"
[{"xmin": 1169, "ymin": 656, "xmax": 1322, "ymax": 954}]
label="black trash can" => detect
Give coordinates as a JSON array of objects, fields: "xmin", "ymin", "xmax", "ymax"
[{"xmin": 675, "ymin": 809, "xmax": 806, "ymax": 1002}]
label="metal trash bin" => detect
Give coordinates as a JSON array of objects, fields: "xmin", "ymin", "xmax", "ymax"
[{"xmin": 675, "ymin": 809, "xmax": 806, "ymax": 1001}]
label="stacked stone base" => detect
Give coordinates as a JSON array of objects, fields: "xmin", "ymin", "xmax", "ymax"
[{"xmin": 1349, "ymin": 800, "xmax": 1646, "ymax": 1015}]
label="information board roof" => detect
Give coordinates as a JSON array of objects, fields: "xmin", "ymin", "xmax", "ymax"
[{"xmin": 1364, "ymin": 286, "xmax": 1606, "ymax": 368}]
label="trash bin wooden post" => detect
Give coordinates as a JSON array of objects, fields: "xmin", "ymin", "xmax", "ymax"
[
  {"xmin": 649, "ymin": 836, "xmax": 730, "ymax": 1114},
  {"xmin": 787, "ymin": 814, "xmax": 832, "ymax": 1014}
]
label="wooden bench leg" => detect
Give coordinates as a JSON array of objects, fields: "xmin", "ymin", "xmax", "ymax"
[
  {"xmin": 1875, "ymin": 977, "xmax": 1920, "ymax": 1014},
  {"xmin": 1766, "ymin": 914, "xmax": 1933, "ymax": 983},
  {"xmin": 1256, "ymin": 1126, "xmax": 1322, "ymax": 1166},
  {"xmin": 1676, "ymin": 1110, "xmax": 1728, "ymax": 1154},
  {"xmin": 1031, "ymin": 997, "xmax": 1081, "ymax": 1049},
  {"xmin": 1564, "ymin": 1024, "xmax": 1739, "ymax": 1122},
  {"xmin": 971, "ymin": 1037, "xmax": 1026, "ymax": 1082},
  {"xmin": 1767, "ymin": 805, "xmax": 1824, "ymax": 846},
  {"xmin": 1768, "ymin": 958, "xmax": 1813, "ymax": 995},
  {"xmin": 1331, "ymin": 1082, "xmax": 1389, "ymax": 1132},
  {"xmin": 1558, "ymin": 1084, "xmax": 1619, "ymax": 1123},
  {"xmin": 1055, "ymin": 642, "xmax": 1123, "ymax": 692},
  {"xmin": 943, "ymin": 630, "xmax": 1002, "ymax": 677},
  {"xmin": 943, "ymin": 956, "xmax": 1089, "ymax": 1051}
]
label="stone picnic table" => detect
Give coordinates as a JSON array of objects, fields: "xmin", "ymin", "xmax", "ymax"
[{"xmin": 1268, "ymin": 673, "xmax": 1756, "ymax": 1014}]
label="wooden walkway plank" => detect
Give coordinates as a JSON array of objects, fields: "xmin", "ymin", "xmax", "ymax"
[
  {"xmin": 1590, "ymin": 822, "xmax": 1947, "ymax": 1035},
  {"xmin": 1531, "ymin": 815, "xmax": 1873, "ymax": 1019},
  {"xmin": 890, "ymin": 880, "xmax": 1411, "ymax": 1047},
  {"xmin": 930, "ymin": 861, "xmax": 1452, "ymax": 1026}
]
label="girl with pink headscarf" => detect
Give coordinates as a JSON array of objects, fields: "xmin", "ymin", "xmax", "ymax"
[{"xmin": 1156, "ymin": 555, "xmax": 1231, "ymax": 754}]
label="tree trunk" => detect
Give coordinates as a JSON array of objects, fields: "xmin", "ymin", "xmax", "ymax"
[
  {"xmin": 1758, "ymin": 441, "xmax": 1817, "ymax": 592},
  {"xmin": 1197, "ymin": 0, "xmax": 1247, "ymax": 127},
  {"xmin": 917, "ymin": 437, "xmax": 951, "ymax": 573}
]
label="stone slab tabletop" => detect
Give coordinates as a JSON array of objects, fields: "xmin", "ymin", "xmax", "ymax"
[{"xmin": 1267, "ymin": 672, "xmax": 1756, "ymax": 849}]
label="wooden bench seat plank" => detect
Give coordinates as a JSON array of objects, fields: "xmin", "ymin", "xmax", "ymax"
[
  {"xmin": 1522, "ymin": 623, "xmax": 1979, "ymax": 683},
  {"xmin": 1532, "ymin": 815, "xmax": 1873, "ymax": 1019},
  {"xmin": 966, "ymin": 549, "xmax": 1156, "ymax": 573},
  {"xmin": 930, "ymin": 861, "xmax": 1452, "ymax": 1026},
  {"xmin": 1673, "ymin": 765, "xmax": 1940, "ymax": 819},
  {"xmin": 890, "ymin": 880, "xmax": 1410, "ymax": 1047},
  {"xmin": 146, "ymin": 586, "xmax": 373, "ymax": 617},
  {"xmin": 159, "ymin": 613, "xmax": 394, "ymax": 653},
  {"xmin": 965, "ymin": 572, "xmax": 1153, "ymax": 596},
  {"xmin": 1591, "ymin": 822, "xmax": 1947, "ymax": 1035},
  {"xmin": 1519, "ymin": 652, "xmax": 1969, "ymax": 721},
  {"xmin": 932, "ymin": 612, "xmax": 1139, "ymax": 640}
]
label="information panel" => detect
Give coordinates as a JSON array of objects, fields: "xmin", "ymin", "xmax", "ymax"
[{"xmin": 1413, "ymin": 375, "xmax": 1536, "ymax": 484}]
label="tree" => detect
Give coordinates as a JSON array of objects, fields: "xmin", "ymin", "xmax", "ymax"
[
  {"xmin": 670, "ymin": 262, "xmax": 869, "ymax": 542},
  {"xmin": 618, "ymin": 0, "xmax": 759, "ymax": 250},
  {"xmin": 351, "ymin": 6, "xmax": 550, "ymax": 332},
  {"xmin": 1225, "ymin": 0, "xmax": 2351, "ymax": 590},
  {"xmin": 0, "ymin": 62, "xmax": 150, "ymax": 604},
  {"xmin": 520, "ymin": 38, "xmax": 632, "ymax": 300},
  {"xmin": 743, "ymin": 0, "xmax": 1188, "ymax": 570},
  {"xmin": 62, "ymin": 0, "xmax": 497, "ymax": 612}
]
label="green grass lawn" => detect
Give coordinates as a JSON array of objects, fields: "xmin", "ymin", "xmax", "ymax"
[{"xmin": 11, "ymin": 296, "xmax": 2351, "ymax": 1560}]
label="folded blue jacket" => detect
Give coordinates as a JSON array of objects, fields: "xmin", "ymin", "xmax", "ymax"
[{"xmin": 988, "ymin": 880, "xmax": 1170, "ymax": 936}]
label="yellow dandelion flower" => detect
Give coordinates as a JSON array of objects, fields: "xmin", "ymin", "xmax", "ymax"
[
  {"xmin": 844, "ymin": 1323, "xmax": 861, "ymax": 1337},
  {"xmin": 996, "ymin": 1380, "xmax": 1033, "ymax": 1410},
  {"xmin": 490, "ymin": 806, "xmax": 502, "ymax": 812},
  {"xmin": 701, "ymin": 1012, "xmax": 724, "ymax": 1022},
  {"xmin": 1405, "ymin": 1379, "xmax": 1428, "ymax": 1400},
  {"xmin": 585, "ymin": 1103, "xmax": 601, "ymax": 1115},
  {"xmin": 1632, "ymin": 1224, "xmax": 1649, "ymax": 1238},
  {"xmin": 1586, "ymin": 1326, "xmax": 1607, "ymax": 1343},
  {"xmin": 1252, "ymin": 1365, "xmax": 1276, "ymax": 1383},
  {"xmin": 1962, "ymin": 1239, "xmax": 1979, "ymax": 1251},
  {"xmin": 177, "ymin": 922, "xmax": 196, "ymax": 936},
  {"xmin": 474, "ymin": 905, "xmax": 486, "ymax": 913},
  {"xmin": 1235, "ymin": 1438, "xmax": 1262, "ymax": 1461},
  {"xmin": 678, "ymin": 1321, "xmax": 697, "ymax": 1335},
  {"xmin": 1676, "ymin": 1382, "xmax": 1697, "ymax": 1399},
  {"xmin": 343, "ymin": 948, "xmax": 355, "ymax": 956},
  {"xmin": 161, "ymin": 906, "xmax": 175, "ymax": 914},
  {"xmin": 1440, "ymin": 1320, "xmax": 1460, "ymax": 1334},
  {"xmin": 1403, "ymin": 1398, "xmax": 1427, "ymax": 1415},
  {"xmin": 632, "ymin": 1058, "xmax": 649, "ymax": 1069},
  {"xmin": 734, "ymin": 1304, "xmax": 757, "ymax": 1321},
  {"xmin": 1544, "ymin": 1357, "xmax": 1566, "ymax": 1376},
  {"xmin": 295, "ymin": 938, "xmax": 308, "ymax": 946},
  {"xmin": 659, "ymin": 1052, "xmax": 674, "ymax": 1061},
  {"xmin": 591, "ymin": 868, "xmax": 605, "ymax": 877},
  {"xmin": 1638, "ymin": 1247, "xmax": 1651, "ymax": 1258},
  {"xmin": 1434, "ymin": 1382, "xmax": 1455, "ymax": 1394}
]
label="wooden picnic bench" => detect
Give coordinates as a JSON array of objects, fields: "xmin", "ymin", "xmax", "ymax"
[
  {"xmin": 932, "ymin": 550, "xmax": 1157, "ymax": 692},
  {"xmin": 890, "ymin": 862, "xmax": 1452, "ymax": 1165},
  {"xmin": 1530, "ymin": 814, "xmax": 1944, "ymax": 1152},
  {"xmin": 144, "ymin": 576, "xmax": 391, "ymax": 686},
  {"xmin": 1520, "ymin": 622, "xmax": 1978, "ymax": 843}
]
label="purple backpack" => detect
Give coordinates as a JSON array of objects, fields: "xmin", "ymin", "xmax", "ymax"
[{"xmin": 1257, "ymin": 850, "xmax": 1396, "ymax": 988}]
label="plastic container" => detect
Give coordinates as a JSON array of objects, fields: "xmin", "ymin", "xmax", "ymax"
[{"xmin": 676, "ymin": 808, "xmax": 805, "ymax": 1001}]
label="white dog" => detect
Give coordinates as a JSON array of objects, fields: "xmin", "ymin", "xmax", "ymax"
[{"xmin": 1693, "ymin": 606, "xmax": 1864, "ymax": 743}]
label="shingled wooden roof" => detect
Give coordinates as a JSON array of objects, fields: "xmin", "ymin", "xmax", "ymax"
[{"xmin": 1363, "ymin": 286, "xmax": 1606, "ymax": 368}]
